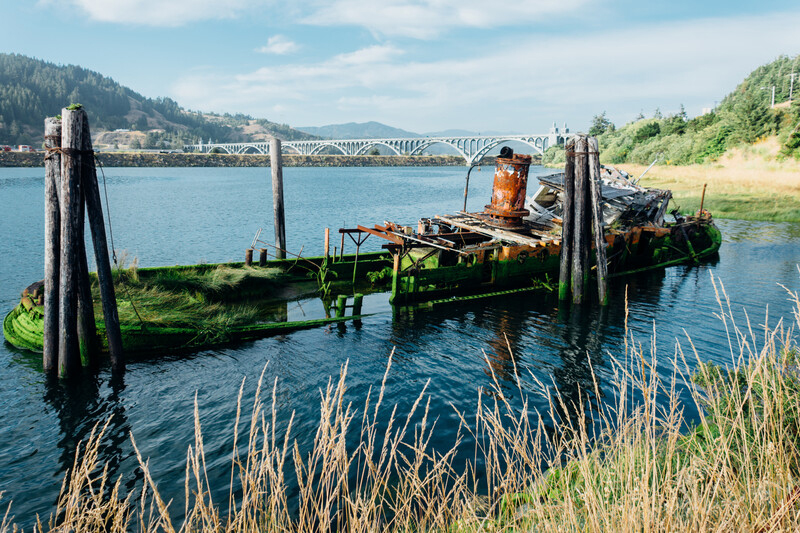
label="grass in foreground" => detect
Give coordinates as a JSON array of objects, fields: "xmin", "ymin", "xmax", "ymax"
[
  {"xmin": 619, "ymin": 139, "xmax": 800, "ymax": 222},
  {"xmin": 4, "ymin": 274, "xmax": 800, "ymax": 532}
]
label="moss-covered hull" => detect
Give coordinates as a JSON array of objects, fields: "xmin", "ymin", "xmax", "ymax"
[{"xmin": 3, "ymin": 251, "xmax": 392, "ymax": 356}]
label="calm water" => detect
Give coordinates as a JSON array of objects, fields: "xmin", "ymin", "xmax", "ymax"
[{"xmin": 0, "ymin": 166, "xmax": 798, "ymax": 527}]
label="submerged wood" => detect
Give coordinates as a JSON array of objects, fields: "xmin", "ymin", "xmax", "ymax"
[
  {"xmin": 81, "ymin": 113, "xmax": 124, "ymax": 370},
  {"xmin": 58, "ymin": 108, "xmax": 84, "ymax": 376},
  {"xmin": 43, "ymin": 117, "xmax": 61, "ymax": 373}
]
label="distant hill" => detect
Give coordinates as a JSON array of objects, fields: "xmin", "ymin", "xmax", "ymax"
[
  {"xmin": 0, "ymin": 53, "xmax": 316, "ymax": 148},
  {"xmin": 297, "ymin": 122, "xmax": 521, "ymax": 140},
  {"xmin": 423, "ymin": 129, "xmax": 520, "ymax": 137},
  {"xmin": 297, "ymin": 121, "xmax": 421, "ymax": 139}
]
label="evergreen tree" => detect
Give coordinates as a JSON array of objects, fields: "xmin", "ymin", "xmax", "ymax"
[{"xmin": 589, "ymin": 112, "xmax": 614, "ymax": 136}]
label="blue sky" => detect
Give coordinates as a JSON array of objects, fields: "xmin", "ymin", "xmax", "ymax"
[{"xmin": 2, "ymin": 0, "xmax": 800, "ymax": 134}]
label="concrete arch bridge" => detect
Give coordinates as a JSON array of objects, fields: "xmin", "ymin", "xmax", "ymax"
[{"xmin": 184, "ymin": 130, "xmax": 568, "ymax": 166}]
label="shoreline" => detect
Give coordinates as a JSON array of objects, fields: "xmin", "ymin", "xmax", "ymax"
[
  {"xmin": 618, "ymin": 158, "xmax": 800, "ymax": 223},
  {"xmin": 0, "ymin": 151, "xmax": 467, "ymax": 168}
]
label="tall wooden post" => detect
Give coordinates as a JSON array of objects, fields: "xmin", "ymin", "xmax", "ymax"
[
  {"xmin": 58, "ymin": 108, "xmax": 85, "ymax": 376},
  {"xmin": 270, "ymin": 137, "xmax": 286, "ymax": 259},
  {"xmin": 324, "ymin": 227, "xmax": 330, "ymax": 260},
  {"xmin": 571, "ymin": 136, "xmax": 589, "ymax": 304},
  {"xmin": 81, "ymin": 112, "xmax": 124, "ymax": 371},
  {"xmin": 588, "ymin": 137, "xmax": 608, "ymax": 305},
  {"xmin": 558, "ymin": 138, "xmax": 575, "ymax": 301},
  {"xmin": 76, "ymin": 192, "xmax": 98, "ymax": 366},
  {"xmin": 43, "ymin": 118, "xmax": 61, "ymax": 373}
]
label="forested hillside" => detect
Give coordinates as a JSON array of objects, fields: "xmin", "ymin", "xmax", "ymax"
[
  {"xmin": 0, "ymin": 53, "xmax": 315, "ymax": 147},
  {"xmin": 542, "ymin": 54, "xmax": 800, "ymax": 166}
]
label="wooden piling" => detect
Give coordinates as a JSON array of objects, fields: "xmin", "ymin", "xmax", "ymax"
[
  {"xmin": 324, "ymin": 227, "xmax": 330, "ymax": 260},
  {"xmin": 352, "ymin": 293, "xmax": 363, "ymax": 315},
  {"xmin": 245, "ymin": 248, "xmax": 253, "ymax": 266},
  {"xmin": 76, "ymin": 194, "xmax": 98, "ymax": 366},
  {"xmin": 259, "ymin": 248, "xmax": 268, "ymax": 266},
  {"xmin": 587, "ymin": 137, "xmax": 608, "ymax": 306},
  {"xmin": 571, "ymin": 136, "xmax": 589, "ymax": 305},
  {"xmin": 80, "ymin": 111, "xmax": 124, "ymax": 371},
  {"xmin": 391, "ymin": 252, "xmax": 400, "ymax": 301},
  {"xmin": 558, "ymin": 138, "xmax": 576, "ymax": 301},
  {"xmin": 336, "ymin": 295, "xmax": 347, "ymax": 318},
  {"xmin": 699, "ymin": 183, "xmax": 707, "ymax": 214},
  {"xmin": 43, "ymin": 118, "xmax": 61, "ymax": 374},
  {"xmin": 270, "ymin": 137, "xmax": 286, "ymax": 259},
  {"xmin": 57, "ymin": 108, "xmax": 85, "ymax": 376}
]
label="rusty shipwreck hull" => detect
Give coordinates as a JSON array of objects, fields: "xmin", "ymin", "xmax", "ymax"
[
  {"xmin": 370, "ymin": 214, "xmax": 720, "ymax": 304},
  {"xmin": 353, "ymin": 148, "xmax": 722, "ymax": 305}
]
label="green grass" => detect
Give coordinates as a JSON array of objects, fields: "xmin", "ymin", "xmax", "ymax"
[
  {"xmin": 673, "ymin": 193, "xmax": 800, "ymax": 222},
  {"xmin": 101, "ymin": 265, "xmax": 285, "ymax": 331}
]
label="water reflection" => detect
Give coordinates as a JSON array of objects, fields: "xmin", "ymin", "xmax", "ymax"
[
  {"xmin": 42, "ymin": 369, "xmax": 137, "ymax": 497},
  {"xmin": 549, "ymin": 304, "xmax": 607, "ymax": 431}
]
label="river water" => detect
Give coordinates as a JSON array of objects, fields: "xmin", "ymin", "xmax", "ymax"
[{"xmin": 0, "ymin": 165, "xmax": 798, "ymax": 527}]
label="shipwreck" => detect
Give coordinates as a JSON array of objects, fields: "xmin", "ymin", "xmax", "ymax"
[{"xmin": 3, "ymin": 123, "xmax": 720, "ymax": 366}]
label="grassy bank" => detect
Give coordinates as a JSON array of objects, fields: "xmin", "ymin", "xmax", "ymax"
[
  {"xmin": 4, "ymin": 276, "xmax": 799, "ymax": 532},
  {"xmin": 617, "ymin": 140, "xmax": 800, "ymax": 222}
]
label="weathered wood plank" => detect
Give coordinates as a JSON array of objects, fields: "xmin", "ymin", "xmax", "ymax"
[{"xmin": 435, "ymin": 215, "xmax": 548, "ymax": 247}]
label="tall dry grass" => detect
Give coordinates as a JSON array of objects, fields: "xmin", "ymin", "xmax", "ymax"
[
  {"xmin": 3, "ymin": 274, "xmax": 800, "ymax": 532},
  {"xmin": 619, "ymin": 138, "xmax": 800, "ymax": 221}
]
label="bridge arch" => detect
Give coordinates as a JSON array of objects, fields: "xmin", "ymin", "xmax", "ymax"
[
  {"xmin": 408, "ymin": 140, "xmax": 468, "ymax": 162},
  {"xmin": 310, "ymin": 143, "xmax": 347, "ymax": 156},
  {"xmin": 354, "ymin": 142, "xmax": 402, "ymax": 156},
  {"xmin": 236, "ymin": 145, "xmax": 264, "ymax": 155},
  {"xmin": 282, "ymin": 144, "xmax": 304, "ymax": 155},
  {"xmin": 469, "ymin": 138, "xmax": 545, "ymax": 165},
  {"xmin": 209, "ymin": 146, "xmax": 233, "ymax": 154}
]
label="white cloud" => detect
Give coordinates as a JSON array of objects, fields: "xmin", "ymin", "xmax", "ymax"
[
  {"xmin": 301, "ymin": 0, "xmax": 592, "ymax": 39},
  {"xmin": 61, "ymin": 0, "xmax": 262, "ymax": 26},
  {"xmin": 54, "ymin": 0, "xmax": 587, "ymax": 32},
  {"xmin": 171, "ymin": 11, "xmax": 800, "ymax": 131},
  {"xmin": 256, "ymin": 35, "xmax": 300, "ymax": 55}
]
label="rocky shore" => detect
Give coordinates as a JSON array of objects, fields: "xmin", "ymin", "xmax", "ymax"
[{"xmin": 0, "ymin": 151, "xmax": 466, "ymax": 168}]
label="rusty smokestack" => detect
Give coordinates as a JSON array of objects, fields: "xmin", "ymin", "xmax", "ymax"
[{"xmin": 484, "ymin": 147, "xmax": 532, "ymax": 228}]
